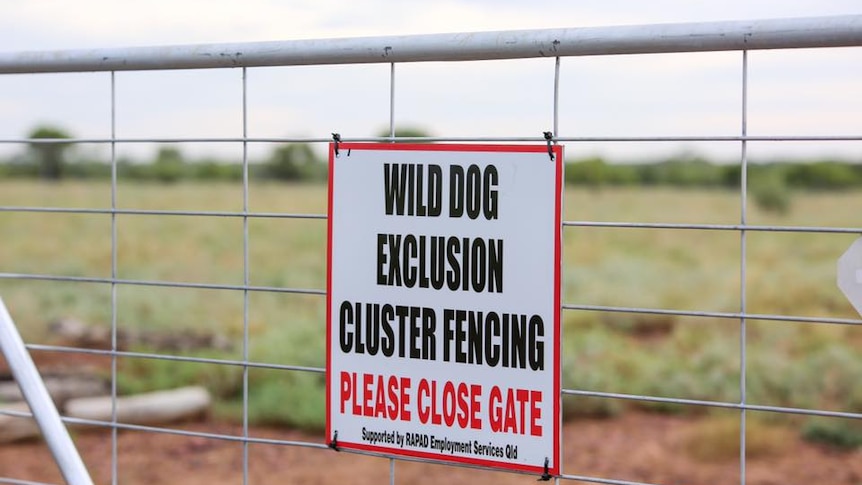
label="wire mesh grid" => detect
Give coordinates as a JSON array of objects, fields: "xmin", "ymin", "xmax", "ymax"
[{"xmin": 1, "ymin": 16, "xmax": 861, "ymax": 485}]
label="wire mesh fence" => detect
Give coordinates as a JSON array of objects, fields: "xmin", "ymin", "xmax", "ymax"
[{"xmin": 0, "ymin": 14, "xmax": 861, "ymax": 485}]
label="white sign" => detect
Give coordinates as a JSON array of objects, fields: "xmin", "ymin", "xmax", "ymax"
[
  {"xmin": 326, "ymin": 142, "xmax": 562, "ymax": 476},
  {"xmin": 838, "ymin": 237, "xmax": 862, "ymax": 317}
]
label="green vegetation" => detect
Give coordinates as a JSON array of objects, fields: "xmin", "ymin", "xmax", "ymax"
[
  {"xmin": 750, "ymin": 167, "xmax": 792, "ymax": 215},
  {"xmin": 802, "ymin": 417, "xmax": 862, "ymax": 450},
  {"xmin": 1, "ymin": 182, "xmax": 859, "ymax": 446},
  {"xmin": 564, "ymin": 154, "xmax": 862, "ymax": 190},
  {"xmin": 374, "ymin": 126, "xmax": 434, "ymax": 140},
  {"xmin": 261, "ymin": 143, "xmax": 327, "ymax": 181},
  {"xmin": 26, "ymin": 125, "xmax": 72, "ymax": 180}
]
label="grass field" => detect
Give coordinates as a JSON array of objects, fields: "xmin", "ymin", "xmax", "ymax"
[{"xmin": 0, "ymin": 180, "xmax": 860, "ymax": 441}]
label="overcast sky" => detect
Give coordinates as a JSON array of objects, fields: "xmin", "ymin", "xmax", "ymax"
[{"xmin": 0, "ymin": 1, "xmax": 859, "ymax": 162}]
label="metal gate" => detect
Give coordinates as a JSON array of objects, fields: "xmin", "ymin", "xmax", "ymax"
[{"xmin": 1, "ymin": 14, "xmax": 861, "ymax": 485}]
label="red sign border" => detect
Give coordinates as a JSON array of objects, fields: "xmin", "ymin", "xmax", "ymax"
[{"xmin": 326, "ymin": 142, "xmax": 563, "ymax": 476}]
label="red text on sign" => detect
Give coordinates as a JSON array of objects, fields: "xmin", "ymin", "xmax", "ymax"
[
  {"xmin": 340, "ymin": 372, "xmax": 412, "ymax": 421},
  {"xmin": 488, "ymin": 386, "xmax": 543, "ymax": 437},
  {"xmin": 417, "ymin": 378, "xmax": 482, "ymax": 430}
]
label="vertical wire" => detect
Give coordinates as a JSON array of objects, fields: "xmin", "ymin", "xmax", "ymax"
[
  {"xmin": 739, "ymin": 49, "xmax": 749, "ymax": 485},
  {"xmin": 553, "ymin": 57, "xmax": 560, "ymax": 138},
  {"xmin": 552, "ymin": 55, "xmax": 561, "ymax": 479},
  {"xmin": 388, "ymin": 60, "xmax": 396, "ymax": 484},
  {"xmin": 241, "ymin": 66, "xmax": 251, "ymax": 485},
  {"xmin": 389, "ymin": 62, "xmax": 396, "ymax": 140},
  {"xmin": 109, "ymin": 70, "xmax": 119, "ymax": 485}
]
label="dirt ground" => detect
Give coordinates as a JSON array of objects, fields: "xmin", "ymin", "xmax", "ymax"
[
  {"xmin": 1, "ymin": 353, "xmax": 860, "ymax": 485},
  {"xmin": 1, "ymin": 411, "xmax": 860, "ymax": 485}
]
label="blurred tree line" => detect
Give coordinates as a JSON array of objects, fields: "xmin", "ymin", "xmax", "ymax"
[
  {"xmin": 0, "ymin": 124, "xmax": 327, "ymax": 183},
  {"xmin": 564, "ymin": 154, "xmax": 862, "ymax": 214},
  {"xmin": 2, "ymin": 125, "xmax": 862, "ymax": 194},
  {"xmin": 565, "ymin": 154, "xmax": 862, "ymax": 190}
]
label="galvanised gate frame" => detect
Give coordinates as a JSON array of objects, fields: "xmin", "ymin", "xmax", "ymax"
[{"xmin": 0, "ymin": 14, "xmax": 861, "ymax": 485}]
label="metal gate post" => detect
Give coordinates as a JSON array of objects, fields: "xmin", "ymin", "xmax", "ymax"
[{"xmin": 0, "ymin": 298, "xmax": 94, "ymax": 485}]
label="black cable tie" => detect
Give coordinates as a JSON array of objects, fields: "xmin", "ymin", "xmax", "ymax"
[
  {"xmin": 329, "ymin": 430, "xmax": 340, "ymax": 452},
  {"xmin": 332, "ymin": 133, "xmax": 342, "ymax": 158},
  {"xmin": 538, "ymin": 457, "xmax": 552, "ymax": 481},
  {"xmin": 543, "ymin": 131, "xmax": 555, "ymax": 161}
]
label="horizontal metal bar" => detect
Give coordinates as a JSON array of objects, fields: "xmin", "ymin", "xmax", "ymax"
[
  {"xmin": 563, "ymin": 303, "xmax": 862, "ymax": 326},
  {"xmin": 744, "ymin": 403, "xmax": 862, "ymax": 419},
  {"xmin": 0, "ymin": 206, "xmax": 859, "ymax": 235},
  {"xmin": 0, "ymin": 137, "xmax": 316, "ymax": 144},
  {"xmin": 556, "ymin": 135, "xmax": 862, "ymax": 143},
  {"xmin": 25, "ymin": 343, "xmax": 326, "ymax": 374},
  {"xmin": 81, "ymin": 420, "xmax": 329, "ymax": 450},
  {"xmin": 563, "ymin": 221, "xmax": 862, "ymax": 234},
  {"xmin": 0, "ymin": 272, "xmax": 326, "ymax": 296},
  {"xmin": 559, "ymin": 474, "xmax": 662, "ymax": 485},
  {"xmin": 564, "ymin": 389, "xmax": 862, "ymax": 420},
  {"xmin": 564, "ymin": 388, "xmax": 740, "ymax": 410},
  {"xmin": 2, "ymin": 134, "xmax": 862, "ymax": 145},
  {"xmin": 0, "ymin": 15, "xmax": 859, "ymax": 74},
  {"xmin": 0, "ymin": 206, "xmax": 327, "ymax": 220},
  {"xmin": 0, "ymin": 407, "xmax": 328, "ymax": 449}
]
